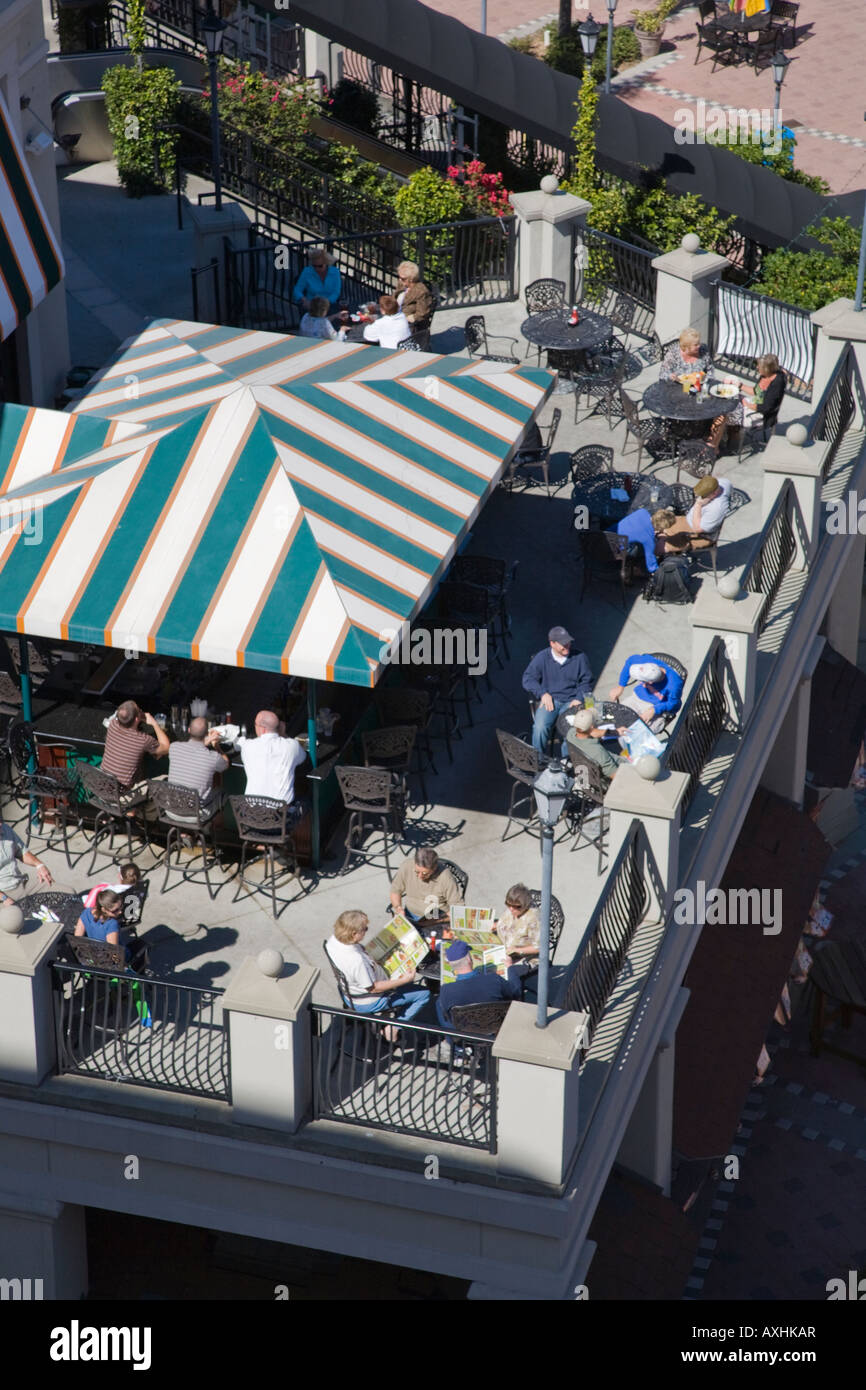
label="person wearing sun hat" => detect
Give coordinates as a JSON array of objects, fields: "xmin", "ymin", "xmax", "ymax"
[
  {"xmin": 609, "ymin": 656, "xmax": 684, "ymax": 732},
  {"xmin": 435, "ymin": 938, "xmax": 520, "ymax": 1030}
]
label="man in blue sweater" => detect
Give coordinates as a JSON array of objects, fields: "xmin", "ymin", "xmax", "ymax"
[
  {"xmin": 610, "ymin": 656, "xmax": 684, "ymax": 733},
  {"xmin": 522, "ymin": 626, "xmax": 594, "ymax": 753},
  {"xmin": 436, "ymin": 940, "xmax": 520, "ymax": 1030},
  {"xmin": 616, "ymin": 507, "xmax": 658, "ymax": 576}
]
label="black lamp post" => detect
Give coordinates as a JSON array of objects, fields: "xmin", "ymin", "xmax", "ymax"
[
  {"xmin": 771, "ymin": 50, "xmax": 790, "ymax": 123},
  {"xmin": 202, "ymin": 7, "xmax": 227, "ymax": 212},
  {"xmin": 856, "ymin": 112, "xmax": 866, "ymax": 313},
  {"xmin": 578, "ymin": 13, "xmax": 602, "ymax": 62},
  {"xmin": 604, "ymin": 0, "xmax": 617, "ymax": 95},
  {"xmin": 532, "ymin": 758, "xmax": 573, "ymax": 1029}
]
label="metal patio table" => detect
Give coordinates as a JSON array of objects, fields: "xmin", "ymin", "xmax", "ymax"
[{"xmin": 642, "ymin": 380, "xmax": 740, "ymax": 425}]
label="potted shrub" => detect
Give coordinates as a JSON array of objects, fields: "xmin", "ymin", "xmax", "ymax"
[{"xmin": 630, "ymin": 0, "xmax": 676, "ymax": 59}]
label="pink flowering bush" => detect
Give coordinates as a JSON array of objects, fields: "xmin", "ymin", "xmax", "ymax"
[
  {"xmin": 446, "ymin": 159, "xmax": 512, "ymax": 218},
  {"xmin": 201, "ymin": 61, "xmax": 318, "ymax": 160}
]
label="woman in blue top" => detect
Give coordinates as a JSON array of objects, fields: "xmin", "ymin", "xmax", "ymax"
[
  {"xmin": 292, "ymin": 248, "xmax": 342, "ymax": 314},
  {"xmin": 74, "ymin": 889, "xmax": 124, "ymax": 947}
]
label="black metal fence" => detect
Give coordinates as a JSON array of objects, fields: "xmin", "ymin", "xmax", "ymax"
[
  {"xmin": 223, "ymin": 237, "xmax": 301, "ymax": 332},
  {"xmin": 312, "ymin": 1005, "xmax": 497, "ymax": 1152},
  {"xmin": 572, "ymin": 225, "xmax": 658, "ymax": 338},
  {"xmin": 305, "ymin": 217, "xmax": 518, "ymax": 311},
  {"xmin": 665, "ymin": 637, "xmax": 734, "ymax": 814},
  {"xmin": 559, "ymin": 822, "xmax": 653, "ymax": 1048},
  {"xmin": 710, "ymin": 279, "xmax": 816, "ymax": 401},
  {"xmin": 336, "ymin": 46, "xmax": 475, "ymax": 160},
  {"xmin": 741, "ymin": 479, "xmax": 803, "ymax": 634},
  {"xmin": 104, "ymin": 0, "xmax": 304, "ymax": 76},
  {"xmin": 52, "ymin": 962, "xmax": 229, "ymax": 1102},
  {"xmin": 190, "ymin": 256, "xmax": 221, "ymax": 322},
  {"xmin": 810, "ymin": 344, "xmax": 866, "ymax": 481}
]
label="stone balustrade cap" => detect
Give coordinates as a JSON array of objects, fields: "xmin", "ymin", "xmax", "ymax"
[
  {"xmin": 0, "ymin": 911, "xmax": 67, "ymax": 977},
  {"xmin": 762, "ymin": 433, "xmax": 828, "ymax": 477},
  {"xmin": 810, "ymin": 298, "xmax": 857, "ymax": 332},
  {"xmin": 187, "ymin": 200, "xmax": 250, "ymax": 233},
  {"xmin": 815, "ymin": 305, "xmax": 866, "ymax": 344},
  {"xmin": 604, "ymin": 764, "xmax": 690, "ymax": 818},
  {"xmin": 509, "ymin": 189, "xmax": 592, "ymax": 225},
  {"xmin": 650, "ymin": 246, "xmax": 728, "ymax": 282},
  {"xmin": 690, "ymin": 585, "xmax": 764, "ymax": 634},
  {"xmin": 493, "ymin": 1001, "xmax": 587, "ymax": 1069},
  {"xmin": 222, "ymin": 956, "xmax": 318, "ymax": 1022}
]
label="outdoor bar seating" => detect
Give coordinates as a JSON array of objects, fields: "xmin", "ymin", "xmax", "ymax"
[
  {"xmin": 229, "ymin": 794, "xmax": 303, "ymax": 919},
  {"xmin": 149, "ymin": 781, "xmax": 225, "ymax": 901}
]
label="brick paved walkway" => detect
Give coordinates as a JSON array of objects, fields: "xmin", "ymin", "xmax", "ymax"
[{"xmin": 421, "ymin": 0, "xmax": 866, "ymax": 194}]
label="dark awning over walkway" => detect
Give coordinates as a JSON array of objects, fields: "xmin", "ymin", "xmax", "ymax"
[{"xmin": 291, "ymin": 0, "xmax": 864, "ymax": 249}]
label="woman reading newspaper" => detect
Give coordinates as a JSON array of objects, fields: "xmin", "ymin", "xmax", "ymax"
[{"xmin": 325, "ymin": 911, "xmax": 432, "ymax": 1031}]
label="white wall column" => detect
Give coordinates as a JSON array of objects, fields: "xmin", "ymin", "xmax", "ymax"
[
  {"xmin": 604, "ymin": 763, "xmax": 690, "ymax": 919},
  {"xmin": 223, "ymin": 950, "xmax": 318, "ymax": 1134},
  {"xmin": 759, "ymin": 637, "xmax": 823, "ymax": 808},
  {"xmin": 617, "ymin": 987, "xmax": 689, "ymax": 1195},
  {"xmin": 823, "ymin": 530, "xmax": 866, "ymax": 666},
  {"xmin": 761, "ymin": 423, "xmax": 830, "ymax": 566},
  {"xmin": 651, "ymin": 234, "xmax": 729, "ymax": 350},
  {"xmin": 304, "ymin": 27, "xmax": 338, "ymax": 85},
  {"xmin": 0, "ymin": 904, "xmax": 66, "ymax": 1086},
  {"xmin": 493, "ymin": 1003, "xmax": 587, "ymax": 1187},
  {"xmin": 811, "ymin": 298, "xmax": 866, "ymax": 419},
  {"xmin": 509, "ymin": 184, "xmax": 592, "ymax": 302},
  {"xmin": 0, "ymin": 1194, "xmax": 88, "ymax": 1300},
  {"xmin": 690, "ymin": 581, "xmax": 764, "ymax": 726},
  {"xmin": 187, "ymin": 201, "xmax": 251, "ymax": 325}
]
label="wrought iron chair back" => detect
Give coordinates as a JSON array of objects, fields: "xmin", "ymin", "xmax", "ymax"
[
  {"xmin": 496, "ymin": 729, "xmax": 542, "ymax": 786},
  {"xmin": 230, "ymin": 794, "xmax": 289, "ymax": 841},
  {"xmin": 361, "ymin": 725, "xmax": 417, "ymax": 774},
  {"xmin": 149, "ymin": 780, "xmax": 210, "ymax": 826},
  {"xmin": 62, "ymin": 931, "xmax": 127, "ymax": 973},
  {"xmin": 397, "ymin": 337, "xmax": 422, "ymax": 352},
  {"xmin": 449, "ymin": 1000, "xmax": 511, "ymax": 1038},
  {"xmin": 526, "ymin": 888, "xmax": 565, "ymax": 958},
  {"xmin": 571, "ymin": 445, "xmax": 615, "ymax": 485},
  {"xmin": 335, "ymin": 765, "xmax": 394, "ymax": 814},
  {"xmin": 8, "ymin": 718, "xmax": 37, "ymax": 775},
  {"xmin": 436, "ymin": 857, "xmax": 468, "ymax": 898},
  {"xmin": 374, "ymin": 687, "xmax": 432, "ymax": 729},
  {"xmin": 649, "ymin": 651, "xmax": 688, "ymax": 682},
  {"xmin": 525, "ymin": 278, "xmax": 566, "ymax": 314},
  {"xmin": 79, "ymin": 761, "xmax": 140, "ymax": 814},
  {"xmin": 451, "ymin": 555, "xmax": 506, "ymax": 589}
]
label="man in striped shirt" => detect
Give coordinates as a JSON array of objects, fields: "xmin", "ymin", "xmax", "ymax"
[
  {"xmin": 167, "ymin": 717, "xmax": 229, "ymax": 813},
  {"xmin": 102, "ymin": 702, "xmax": 170, "ymax": 792}
]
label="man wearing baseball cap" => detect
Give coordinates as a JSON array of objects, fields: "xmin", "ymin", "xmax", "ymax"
[
  {"xmin": 436, "ymin": 938, "xmax": 520, "ymax": 1030},
  {"xmin": 609, "ymin": 654, "xmax": 684, "ymax": 732},
  {"xmin": 522, "ymin": 626, "xmax": 594, "ymax": 754},
  {"xmin": 565, "ymin": 708, "xmax": 624, "ymax": 782}
]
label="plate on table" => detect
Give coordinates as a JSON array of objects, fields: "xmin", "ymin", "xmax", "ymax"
[
  {"xmin": 710, "ymin": 384, "xmax": 739, "ymax": 399},
  {"xmin": 210, "ymin": 723, "xmax": 240, "ymax": 744}
]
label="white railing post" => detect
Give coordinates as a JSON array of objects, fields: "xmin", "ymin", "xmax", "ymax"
[
  {"xmin": 509, "ymin": 182, "xmax": 592, "ymax": 302},
  {"xmin": 651, "ymin": 233, "xmax": 729, "ymax": 349},
  {"xmin": 761, "ymin": 423, "xmax": 829, "ymax": 566},
  {"xmin": 0, "ymin": 904, "xmax": 66, "ymax": 1086},
  {"xmin": 605, "ymin": 765, "xmax": 690, "ymax": 920},
  {"xmin": 810, "ymin": 299, "xmax": 866, "ymax": 420},
  {"xmin": 493, "ymin": 1004, "xmax": 588, "ymax": 1186},
  {"xmin": 690, "ymin": 587, "xmax": 763, "ymax": 725},
  {"xmin": 222, "ymin": 950, "xmax": 318, "ymax": 1133}
]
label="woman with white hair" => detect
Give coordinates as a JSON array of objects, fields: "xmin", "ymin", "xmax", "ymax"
[
  {"xmin": 292, "ymin": 247, "xmax": 343, "ymax": 314},
  {"xmin": 659, "ymin": 326, "xmax": 711, "ymax": 382},
  {"xmin": 609, "ymin": 655, "xmax": 684, "ymax": 733},
  {"xmin": 395, "ymin": 261, "xmax": 433, "ymax": 330}
]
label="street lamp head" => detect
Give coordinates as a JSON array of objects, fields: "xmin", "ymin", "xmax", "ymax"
[
  {"xmin": 202, "ymin": 10, "xmax": 227, "ymax": 57},
  {"xmin": 532, "ymin": 757, "xmax": 573, "ymax": 827},
  {"xmin": 578, "ymin": 14, "xmax": 602, "ymax": 58},
  {"xmin": 605, "ymin": 0, "xmax": 618, "ymax": 12},
  {"xmin": 771, "ymin": 52, "xmax": 790, "ymax": 87}
]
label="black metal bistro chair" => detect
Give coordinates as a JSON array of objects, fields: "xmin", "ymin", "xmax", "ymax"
[
  {"xmin": 505, "ymin": 409, "xmax": 562, "ymax": 495},
  {"xmin": 496, "ymin": 729, "xmax": 543, "ymax": 841},
  {"xmin": 565, "ymin": 744, "xmax": 611, "ymax": 874},
  {"xmin": 229, "ymin": 794, "xmax": 303, "ymax": 919},
  {"xmin": 77, "ymin": 762, "xmax": 152, "ymax": 876},
  {"xmin": 361, "ymin": 725, "xmax": 417, "ymax": 806},
  {"xmin": 578, "ymin": 530, "xmax": 634, "ymax": 609},
  {"xmin": 373, "ymin": 686, "xmax": 438, "ymax": 801},
  {"xmin": 570, "ymin": 445, "xmax": 616, "ymax": 487},
  {"xmin": 335, "ymin": 765, "xmax": 404, "ymax": 879},
  {"xmin": 449, "ymin": 1000, "xmax": 512, "ymax": 1039},
  {"xmin": 464, "ymin": 315, "xmax": 520, "ymax": 364},
  {"xmin": 6, "ymin": 720, "xmax": 82, "ymax": 868},
  {"xmin": 450, "ymin": 554, "xmax": 518, "ymax": 647},
  {"xmin": 148, "ymin": 780, "xmax": 224, "ymax": 901}
]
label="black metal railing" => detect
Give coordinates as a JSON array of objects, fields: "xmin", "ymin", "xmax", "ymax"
[
  {"xmin": 222, "ymin": 236, "xmax": 301, "ymax": 331},
  {"xmin": 710, "ymin": 278, "xmax": 816, "ymax": 401},
  {"xmin": 303, "ymin": 216, "xmax": 518, "ymax": 310},
  {"xmin": 810, "ymin": 344, "xmax": 866, "ymax": 481},
  {"xmin": 312, "ymin": 1006, "xmax": 497, "ymax": 1152},
  {"xmin": 559, "ymin": 822, "xmax": 653, "ymax": 1048},
  {"xmin": 664, "ymin": 637, "xmax": 733, "ymax": 814},
  {"xmin": 52, "ymin": 962, "xmax": 229, "ymax": 1101},
  {"xmin": 190, "ymin": 256, "xmax": 221, "ymax": 322},
  {"xmin": 105, "ymin": 0, "xmax": 303, "ymax": 75},
  {"xmin": 741, "ymin": 479, "xmax": 803, "ymax": 633},
  {"xmin": 337, "ymin": 47, "xmax": 472, "ymax": 159},
  {"xmin": 571, "ymin": 225, "xmax": 658, "ymax": 338}
]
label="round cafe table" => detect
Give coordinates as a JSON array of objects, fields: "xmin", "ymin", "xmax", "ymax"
[
  {"xmin": 642, "ymin": 380, "xmax": 740, "ymax": 425},
  {"xmin": 556, "ymin": 701, "xmax": 638, "ymax": 747},
  {"xmin": 521, "ymin": 308, "xmax": 612, "ymax": 356},
  {"xmin": 627, "ymin": 476, "xmax": 675, "ymax": 514},
  {"xmin": 713, "ymin": 10, "xmax": 771, "ymax": 31}
]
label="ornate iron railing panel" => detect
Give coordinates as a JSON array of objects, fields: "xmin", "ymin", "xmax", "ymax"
[
  {"xmin": 664, "ymin": 637, "xmax": 732, "ymax": 813},
  {"xmin": 741, "ymin": 480, "xmax": 801, "ymax": 633}
]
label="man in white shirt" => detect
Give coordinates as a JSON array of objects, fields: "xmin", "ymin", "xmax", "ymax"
[
  {"xmin": 238, "ymin": 710, "xmax": 307, "ymax": 821},
  {"xmin": 362, "ymin": 294, "xmax": 411, "ymax": 351},
  {"xmin": 686, "ymin": 475, "xmax": 731, "ymax": 542}
]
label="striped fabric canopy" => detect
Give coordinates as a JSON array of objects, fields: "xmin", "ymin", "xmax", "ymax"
[
  {"xmin": 0, "ymin": 319, "xmax": 552, "ymax": 685},
  {"xmin": 0, "ymin": 91, "xmax": 65, "ymax": 342}
]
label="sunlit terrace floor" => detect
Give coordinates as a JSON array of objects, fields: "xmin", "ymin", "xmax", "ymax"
[{"xmin": 11, "ymin": 314, "xmax": 831, "ymax": 1017}]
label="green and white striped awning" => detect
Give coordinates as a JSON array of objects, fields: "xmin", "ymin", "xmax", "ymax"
[
  {"xmin": 0, "ymin": 90, "xmax": 64, "ymax": 342},
  {"xmin": 0, "ymin": 319, "xmax": 552, "ymax": 685}
]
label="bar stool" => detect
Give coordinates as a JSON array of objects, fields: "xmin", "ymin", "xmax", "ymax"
[
  {"xmin": 148, "ymin": 781, "xmax": 224, "ymax": 901},
  {"xmin": 335, "ymin": 765, "xmax": 403, "ymax": 878},
  {"xmin": 77, "ymin": 762, "xmax": 152, "ymax": 876},
  {"xmin": 229, "ymin": 795, "xmax": 303, "ymax": 919}
]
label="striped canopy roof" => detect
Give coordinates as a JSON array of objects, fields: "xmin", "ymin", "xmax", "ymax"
[
  {"xmin": 0, "ymin": 319, "xmax": 552, "ymax": 685},
  {"xmin": 0, "ymin": 90, "xmax": 65, "ymax": 342}
]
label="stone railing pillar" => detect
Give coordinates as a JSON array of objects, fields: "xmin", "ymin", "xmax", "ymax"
[
  {"xmin": 810, "ymin": 298, "xmax": 866, "ymax": 418},
  {"xmin": 188, "ymin": 201, "xmax": 251, "ymax": 324},
  {"xmin": 604, "ymin": 762, "xmax": 691, "ymax": 917},
  {"xmin": 617, "ymin": 986, "xmax": 690, "ymax": 1196},
  {"xmin": 651, "ymin": 233, "xmax": 729, "ymax": 349},
  {"xmin": 761, "ymin": 422, "xmax": 829, "ymax": 566},
  {"xmin": 509, "ymin": 181, "xmax": 592, "ymax": 302},
  {"xmin": 0, "ymin": 904, "xmax": 66, "ymax": 1086},
  {"xmin": 760, "ymin": 636, "xmax": 824, "ymax": 809},
  {"xmin": 493, "ymin": 1003, "xmax": 587, "ymax": 1186},
  {"xmin": 222, "ymin": 950, "xmax": 318, "ymax": 1134},
  {"xmin": 690, "ymin": 579, "xmax": 764, "ymax": 725},
  {"xmin": 0, "ymin": 1195, "xmax": 88, "ymax": 1300}
]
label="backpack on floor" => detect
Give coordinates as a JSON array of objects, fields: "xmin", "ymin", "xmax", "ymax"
[{"xmin": 643, "ymin": 555, "xmax": 694, "ymax": 605}]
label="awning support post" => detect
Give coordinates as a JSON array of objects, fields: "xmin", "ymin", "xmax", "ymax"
[
  {"xmin": 18, "ymin": 637, "xmax": 36, "ymax": 824},
  {"xmin": 307, "ymin": 680, "xmax": 319, "ymax": 871}
]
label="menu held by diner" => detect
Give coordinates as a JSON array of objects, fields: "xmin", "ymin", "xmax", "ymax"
[
  {"xmin": 440, "ymin": 905, "xmax": 508, "ymax": 984},
  {"xmin": 366, "ymin": 914, "xmax": 429, "ymax": 978}
]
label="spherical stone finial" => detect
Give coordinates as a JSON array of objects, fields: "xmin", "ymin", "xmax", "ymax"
[
  {"xmin": 681, "ymin": 233, "xmax": 700, "ymax": 254},
  {"xmin": 540, "ymin": 174, "xmax": 560, "ymax": 195},
  {"xmin": 0, "ymin": 904, "xmax": 24, "ymax": 935},
  {"xmin": 636, "ymin": 755, "xmax": 661, "ymax": 782},
  {"xmin": 786, "ymin": 422, "xmax": 808, "ymax": 448},
  {"xmin": 717, "ymin": 574, "xmax": 741, "ymax": 600},
  {"xmin": 257, "ymin": 948, "xmax": 284, "ymax": 978}
]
